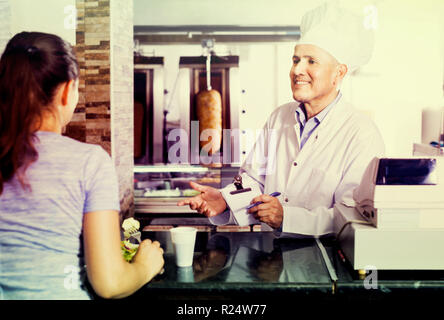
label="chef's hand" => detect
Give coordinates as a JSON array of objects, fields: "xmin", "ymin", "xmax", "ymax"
[
  {"xmin": 248, "ymin": 194, "xmax": 283, "ymax": 229},
  {"xmin": 177, "ymin": 181, "xmax": 227, "ymax": 217}
]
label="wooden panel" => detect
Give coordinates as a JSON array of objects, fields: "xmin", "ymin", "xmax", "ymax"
[
  {"xmin": 216, "ymin": 225, "xmax": 251, "ymax": 232},
  {"xmin": 143, "ymin": 225, "xmax": 174, "ymax": 231}
]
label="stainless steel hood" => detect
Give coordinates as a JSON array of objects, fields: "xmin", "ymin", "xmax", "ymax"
[{"xmin": 134, "ymin": 25, "xmax": 301, "ymax": 44}]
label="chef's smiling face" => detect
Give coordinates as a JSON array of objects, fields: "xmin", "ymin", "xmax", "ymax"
[{"xmin": 290, "ymin": 44, "xmax": 346, "ymax": 106}]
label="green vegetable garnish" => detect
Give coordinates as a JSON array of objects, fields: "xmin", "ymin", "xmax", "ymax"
[{"xmin": 121, "ymin": 240, "xmax": 139, "ymax": 262}]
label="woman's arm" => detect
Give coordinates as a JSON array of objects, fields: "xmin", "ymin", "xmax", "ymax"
[{"xmin": 83, "ymin": 210, "xmax": 164, "ymax": 299}]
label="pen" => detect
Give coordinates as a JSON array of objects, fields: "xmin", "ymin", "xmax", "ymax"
[
  {"xmin": 246, "ymin": 192, "xmax": 281, "ymax": 210},
  {"xmin": 337, "ymin": 249, "xmax": 346, "ymax": 263}
]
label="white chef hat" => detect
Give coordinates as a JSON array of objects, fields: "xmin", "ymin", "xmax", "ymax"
[{"xmin": 298, "ymin": 1, "xmax": 375, "ymax": 73}]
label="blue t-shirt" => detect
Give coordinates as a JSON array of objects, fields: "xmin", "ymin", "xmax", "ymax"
[{"xmin": 0, "ymin": 131, "xmax": 120, "ymax": 300}]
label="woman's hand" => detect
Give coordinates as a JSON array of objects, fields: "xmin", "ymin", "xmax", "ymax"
[
  {"xmin": 177, "ymin": 181, "xmax": 227, "ymax": 217},
  {"xmin": 132, "ymin": 239, "xmax": 165, "ymax": 282}
]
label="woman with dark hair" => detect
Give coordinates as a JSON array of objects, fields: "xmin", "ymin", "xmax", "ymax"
[{"xmin": 0, "ymin": 32, "xmax": 164, "ymax": 300}]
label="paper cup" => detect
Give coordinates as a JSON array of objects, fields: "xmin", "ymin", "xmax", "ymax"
[
  {"xmin": 170, "ymin": 227, "xmax": 197, "ymax": 267},
  {"xmin": 177, "ymin": 266, "xmax": 194, "ymax": 282}
]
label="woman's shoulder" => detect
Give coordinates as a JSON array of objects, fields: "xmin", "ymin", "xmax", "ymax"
[{"xmin": 35, "ymin": 131, "xmax": 111, "ymax": 162}]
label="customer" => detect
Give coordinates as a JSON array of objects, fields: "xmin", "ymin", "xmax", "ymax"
[{"xmin": 0, "ymin": 32, "xmax": 164, "ymax": 300}]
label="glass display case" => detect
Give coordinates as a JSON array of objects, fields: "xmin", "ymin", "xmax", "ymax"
[{"xmin": 134, "ymin": 165, "xmax": 239, "ymax": 215}]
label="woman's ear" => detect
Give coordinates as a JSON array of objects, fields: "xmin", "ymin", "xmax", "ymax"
[
  {"xmin": 58, "ymin": 79, "xmax": 79, "ymax": 127},
  {"xmin": 61, "ymin": 80, "xmax": 76, "ymax": 106}
]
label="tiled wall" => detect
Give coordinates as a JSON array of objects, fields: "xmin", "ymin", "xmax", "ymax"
[
  {"xmin": 110, "ymin": 0, "xmax": 134, "ymax": 221},
  {"xmin": 67, "ymin": 0, "xmax": 134, "ymax": 220}
]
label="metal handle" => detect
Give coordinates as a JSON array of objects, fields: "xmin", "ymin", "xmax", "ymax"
[{"xmin": 206, "ymin": 53, "xmax": 212, "ymax": 90}]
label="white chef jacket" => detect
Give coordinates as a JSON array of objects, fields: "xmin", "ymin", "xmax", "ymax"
[{"xmin": 210, "ymin": 94, "xmax": 385, "ymax": 237}]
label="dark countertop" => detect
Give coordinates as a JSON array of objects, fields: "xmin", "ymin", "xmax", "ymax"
[{"xmin": 125, "ymin": 231, "xmax": 444, "ymax": 306}]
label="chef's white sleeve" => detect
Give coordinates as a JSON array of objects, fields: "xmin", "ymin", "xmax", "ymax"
[
  {"xmin": 278, "ymin": 128, "xmax": 385, "ymax": 237},
  {"xmin": 208, "ymin": 173, "xmax": 264, "ymax": 226},
  {"xmin": 209, "ymin": 122, "xmax": 270, "ymax": 226}
]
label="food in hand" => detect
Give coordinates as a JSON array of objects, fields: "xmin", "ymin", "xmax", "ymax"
[
  {"xmin": 122, "ymin": 217, "xmax": 140, "ymax": 233},
  {"xmin": 121, "ymin": 240, "xmax": 139, "ymax": 262},
  {"xmin": 122, "ymin": 217, "xmax": 140, "ymax": 240}
]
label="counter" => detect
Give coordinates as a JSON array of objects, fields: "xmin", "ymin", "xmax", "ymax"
[{"xmin": 123, "ymin": 231, "xmax": 444, "ymax": 309}]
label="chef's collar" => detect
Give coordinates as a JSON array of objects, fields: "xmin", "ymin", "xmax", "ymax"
[{"xmin": 295, "ymin": 91, "xmax": 342, "ymax": 125}]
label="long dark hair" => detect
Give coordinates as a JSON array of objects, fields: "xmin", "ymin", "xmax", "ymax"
[{"xmin": 0, "ymin": 32, "xmax": 79, "ymax": 194}]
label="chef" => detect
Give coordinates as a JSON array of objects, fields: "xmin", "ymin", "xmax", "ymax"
[{"xmin": 178, "ymin": 2, "xmax": 385, "ymax": 237}]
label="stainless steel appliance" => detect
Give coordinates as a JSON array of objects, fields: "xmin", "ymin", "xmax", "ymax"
[
  {"xmin": 176, "ymin": 55, "xmax": 241, "ymax": 165},
  {"xmin": 134, "ymin": 55, "xmax": 165, "ymax": 164}
]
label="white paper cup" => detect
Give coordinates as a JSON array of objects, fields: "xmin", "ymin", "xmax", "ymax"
[
  {"xmin": 177, "ymin": 266, "xmax": 194, "ymax": 282},
  {"xmin": 170, "ymin": 227, "xmax": 197, "ymax": 267}
]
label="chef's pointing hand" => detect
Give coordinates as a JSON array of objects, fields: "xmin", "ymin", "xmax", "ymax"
[
  {"xmin": 177, "ymin": 181, "xmax": 227, "ymax": 217},
  {"xmin": 248, "ymin": 194, "xmax": 283, "ymax": 229}
]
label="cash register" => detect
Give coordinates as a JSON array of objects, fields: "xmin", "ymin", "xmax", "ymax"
[{"xmin": 334, "ymin": 157, "xmax": 444, "ymax": 271}]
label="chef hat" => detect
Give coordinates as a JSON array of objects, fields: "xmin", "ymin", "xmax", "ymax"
[{"xmin": 298, "ymin": 1, "xmax": 375, "ymax": 72}]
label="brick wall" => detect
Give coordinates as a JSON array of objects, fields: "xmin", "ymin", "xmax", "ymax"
[
  {"xmin": 110, "ymin": 0, "xmax": 134, "ymax": 221},
  {"xmin": 68, "ymin": 0, "xmax": 134, "ymax": 220}
]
